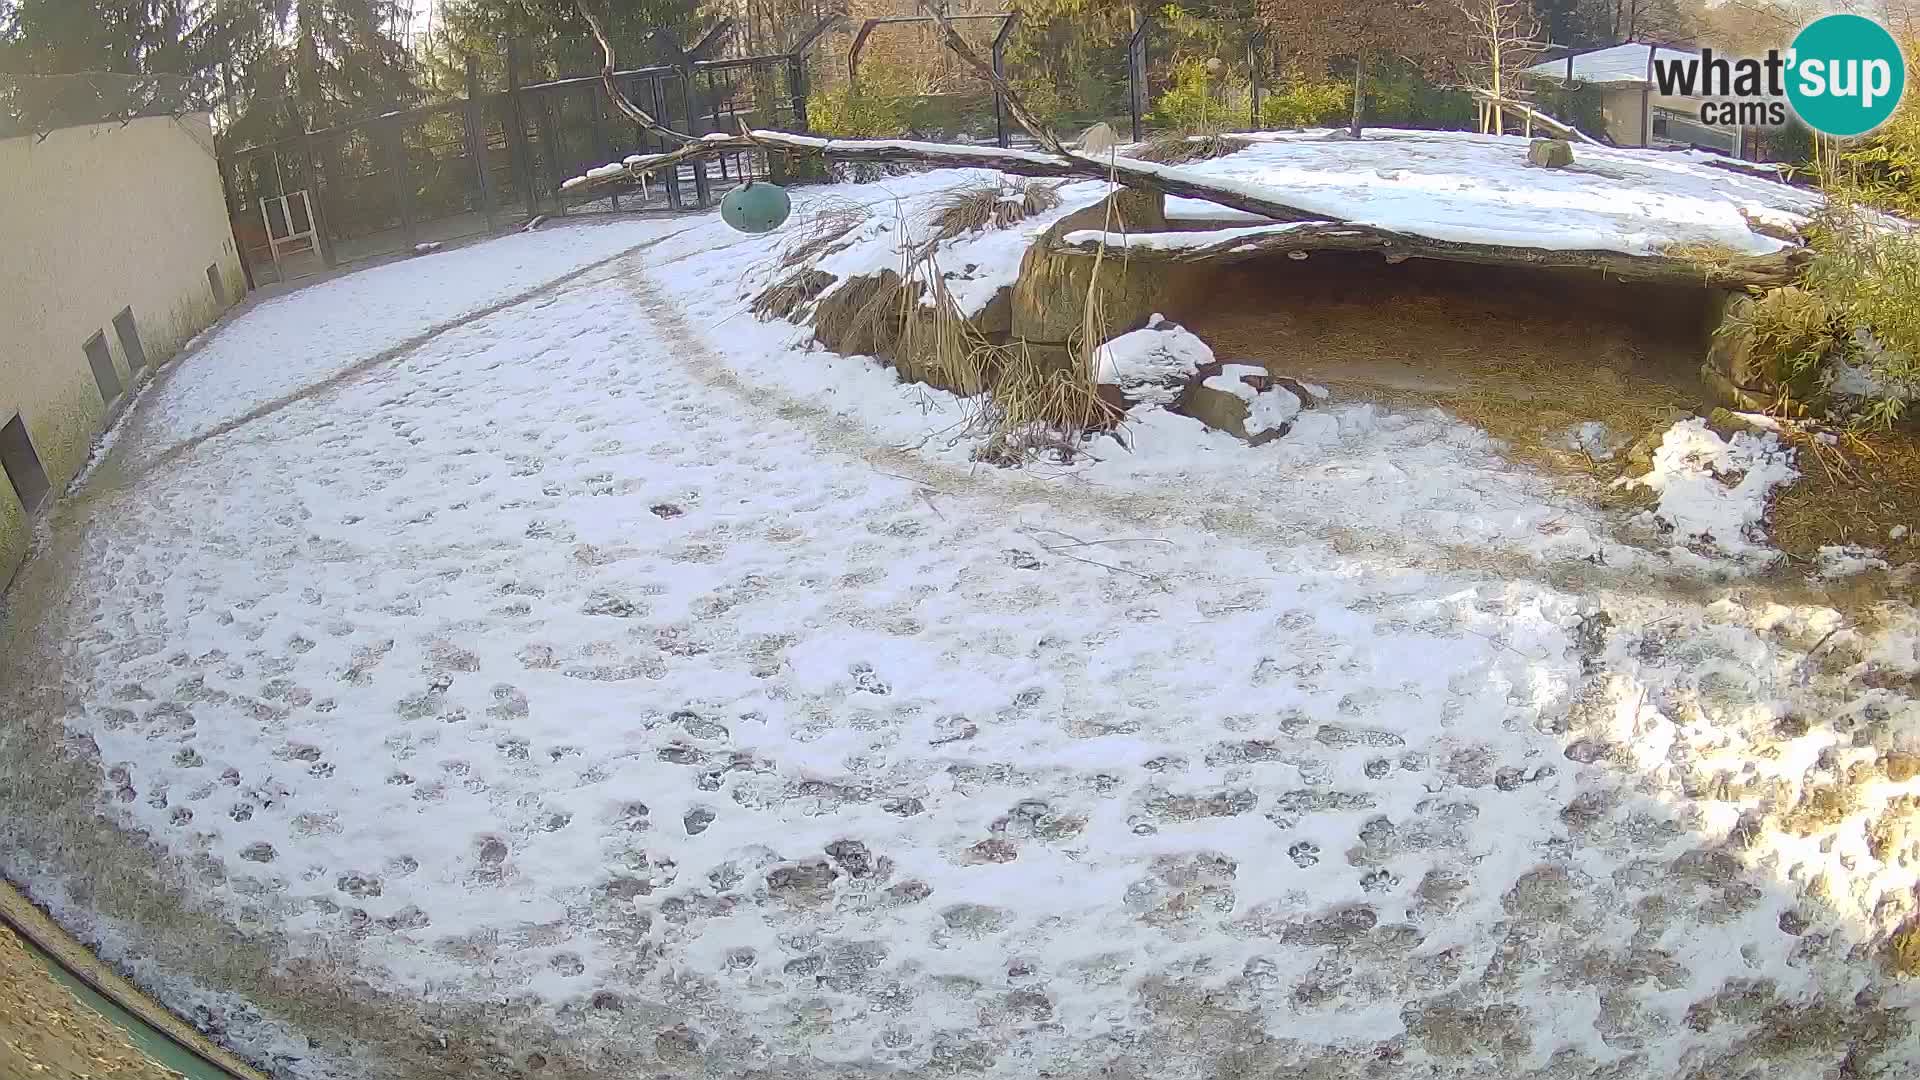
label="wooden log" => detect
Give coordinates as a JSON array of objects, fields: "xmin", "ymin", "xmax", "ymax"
[{"xmin": 1046, "ymin": 222, "xmax": 1812, "ymax": 289}]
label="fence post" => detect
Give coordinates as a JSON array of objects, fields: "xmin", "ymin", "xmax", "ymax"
[
  {"xmin": 506, "ymin": 37, "xmax": 538, "ymax": 220},
  {"xmin": 787, "ymin": 56, "xmax": 810, "ymax": 132},
  {"xmin": 465, "ymin": 55, "xmax": 499, "ymax": 231},
  {"xmin": 655, "ymin": 76, "xmax": 683, "ymax": 209},
  {"xmin": 379, "ymin": 115, "xmax": 417, "ymax": 250},
  {"xmin": 299, "ymin": 127, "xmax": 338, "ymax": 268},
  {"xmin": 534, "ymin": 91, "xmax": 566, "ymax": 216},
  {"xmin": 1248, "ymin": 32, "xmax": 1265, "ymax": 130},
  {"xmin": 1128, "ymin": 15, "xmax": 1152, "ymax": 143},
  {"xmin": 683, "ymin": 74, "xmax": 711, "ymax": 206},
  {"xmin": 992, "ymin": 13, "xmax": 1020, "ymax": 149},
  {"xmin": 589, "ymin": 81, "xmax": 617, "ymax": 211}
]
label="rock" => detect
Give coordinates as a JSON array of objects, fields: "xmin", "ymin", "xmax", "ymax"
[
  {"xmin": 1096, "ymin": 316, "xmax": 1215, "ymax": 408},
  {"xmin": 1705, "ymin": 407, "xmax": 1768, "ymax": 440},
  {"xmin": 1526, "ymin": 138, "xmax": 1574, "ymax": 168},
  {"xmin": 1177, "ymin": 361, "xmax": 1313, "ymax": 444},
  {"xmin": 1078, "ymin": 121, "xmax": 1122, "ymax": 158},
  {"xmin": 1884, "ymin": 752, "xmax": 1920, "ymax": 783},
  {"xmin": 1013, "ymin": 189, "xmax": 1173, "ymax": 371},
  {"xmin": 1623, "ymin": 408, "xmax": 1696, "ymax": 468}
]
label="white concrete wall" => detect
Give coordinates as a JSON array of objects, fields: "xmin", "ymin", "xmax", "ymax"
[{"xmin": 0, "ymin": 112, "xmax": 242, "ymax": 585}]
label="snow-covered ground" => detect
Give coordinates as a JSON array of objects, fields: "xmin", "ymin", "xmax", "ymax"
[{"xmin": 3, "ymin": 154, "xmax": 1918, "ymax": 1080}]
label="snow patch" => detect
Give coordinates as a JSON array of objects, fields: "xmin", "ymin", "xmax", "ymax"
[
  {"xmin": 1624, "ymin": 418, "xmax": 1798, "ymax": 562},
  {"xmin": 1095, "ymin": 316, "xmax": 1213, "ymax": 405}
]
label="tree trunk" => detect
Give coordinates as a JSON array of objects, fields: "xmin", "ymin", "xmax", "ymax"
[
  {"xmin": 1349, "ymin": 51, "xmax": 1366, "ymax": 139},
  {"xmin": 1048, "ymin": 221, "xmax": 1810, "ymax": 290}
]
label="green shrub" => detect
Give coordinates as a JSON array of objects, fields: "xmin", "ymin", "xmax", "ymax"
[
  {"xmin": 1803, "ymin": 204, "xmax": 1920, "ymax": 427},
  {"xmin": 1825, "ymin": 36, "xmax": 1919, "ymax": 217},
  {"xmin": 1151, "ymin": 56, "xmax": 1245, "ymax": 134},
  {"xmin": 809, "ymin": 82, "xmax": 911, "ymax": 139},
  {"xmin": 1259, "ymin": 78, "xmax": 1349, "ymax": 129}
]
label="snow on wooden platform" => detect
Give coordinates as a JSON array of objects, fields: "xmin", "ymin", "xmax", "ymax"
[{"xmin": 1153, "ymin": 128, "xmax": 1819, "ymax": 256}]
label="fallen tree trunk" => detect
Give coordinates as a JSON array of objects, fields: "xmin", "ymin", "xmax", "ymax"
[
  {"xmin": 571, "ymin": 130, "xmax": 1335, "ymax": 222},
  {"xmin": 1047, "ymin": 222, "xmax": 1812, "ymax": 289}
]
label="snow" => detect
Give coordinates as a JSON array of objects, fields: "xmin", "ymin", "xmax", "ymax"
[
  {"xmin": 3, "ymin": 158, "xmax": 1917, "ymax": 1080},
  {"xmin": 1150, "ymin": 129, "xmax": 1819, "ymax": 256},
  {"xmin": 1563, "ymin": 419, "xmax": 1623, "ymax": 460},
  {"xmin": 114, "ymin": 217, "xmax": 688, "ymax": 466},
  {"xmin": 1622, "ymin": 418, "xmax": 1799, "ymax": 563},
  {"xmin": 1525, "ymin": 43, "xmax": 1702, "ymax": 86},
  {"xmin": 1062, "ymin": 220, "xmax": 1324, "ymax": 252},
  {"xmin": 1817, "ymin": 544, "xmax": 1890, "ymax": 578},
  {"xmin": 1094, "ymin": 316, "xmax": 1213, "ymax": 405},
  {"xmin": 1201, "ymin": 364, "xmax": 1304, "ymax": 437}
]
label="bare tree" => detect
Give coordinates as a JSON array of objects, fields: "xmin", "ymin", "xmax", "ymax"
[{"xmin": 1450, "ymin": 0, "xmax": 1545, "ymax": 134}]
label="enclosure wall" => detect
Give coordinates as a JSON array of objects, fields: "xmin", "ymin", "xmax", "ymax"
[{"xmin": 0, "ymin": 112, "xmax": 242, "ymax": 584}]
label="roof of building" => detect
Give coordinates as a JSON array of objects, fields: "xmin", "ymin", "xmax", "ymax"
[{"xmin": 1525, "ymin": 43, "xmax": 1700, "ymax": 86}]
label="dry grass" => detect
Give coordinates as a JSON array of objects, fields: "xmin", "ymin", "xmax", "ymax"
[
  {"xmin": 1770, "ymin": 424, "xmax": 1920, "ymax": 568},
  {"xmin": 1887, "ymin": 915, "xmax": 1920, "ymax": 977},
  {"xmin": 749, "ymin": 269, "xmax": 836, "ymax": 322},
  {"xmin": 775, "ymin": 197, "xmax": 873, "ymax": 270},
  {"xmin": 1130, "ymin": 133, "xmax": 1252, "ymax": 165},
  {"xmin": 1774, "ymin": 784, "xmax": 1863, "ymax": 837},
  {"xmin": 924, "ymin": 180, "xmax": 1064, "ymax": 247}
]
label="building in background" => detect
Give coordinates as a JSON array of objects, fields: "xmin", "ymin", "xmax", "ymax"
[
  {"xmin": 1, "ymin": 75, "xmax": 244, "ymax": 586},
  {"xmin": 1525, "ymin": 42, "xmax": 1747, "ymax": 156}
]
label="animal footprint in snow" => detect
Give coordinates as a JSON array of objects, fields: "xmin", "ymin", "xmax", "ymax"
[
  {"xmin": 1360, "ymin": 869, "xmax": 1398, "ymax": 893},
  {"xmin": 1288, "ymin": 841, "xmax": 1321, "ymax": 868},
  {"xmin": 850, "ymin": 663, "xmax": 890, "ymax": 696}
]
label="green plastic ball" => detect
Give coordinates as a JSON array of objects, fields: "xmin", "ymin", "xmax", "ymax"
[{"xmin": 721, "ymin": 181, "xmax": 792, "ymax": 234}]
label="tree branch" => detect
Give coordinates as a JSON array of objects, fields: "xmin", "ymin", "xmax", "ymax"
[
  {"xmin": 912, "ymin": 0, "xmax": 1068, "ymax": 159},
  {"xmin": 575, "ymin": 0, "xmax": 693, "ymax": 146}
]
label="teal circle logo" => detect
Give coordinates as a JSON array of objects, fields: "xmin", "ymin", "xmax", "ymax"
[{"xmin": 1786, "ymin": 14, "xmax": 1906, "ymax": 137}]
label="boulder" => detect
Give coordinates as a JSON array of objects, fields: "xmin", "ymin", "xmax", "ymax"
[
  {"xmin": 1526, "ymin": 138, "xmax": 1575, "ymax": 168},
  {"xmin": 1013, "ymin": 188, "xmax": 1175, "ymax": 371},
  {"xmin": 1079, "ymin": 121, "xmax": 1123, "ymax": 158},
  {"xmin": 1095, "ymin": 316, "xmax": 1214, "ymax": 408},
  {"xmin": 1177, "ymin": 361, "xmax": 1316, "ymax": 445}
]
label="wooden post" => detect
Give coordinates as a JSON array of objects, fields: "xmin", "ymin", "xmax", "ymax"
[
  {"xmin": 506, "ymin": 37, "xmax": 538, "ymax": 220},
  {"xmin": 465, "ymin": 55, "xmax": 499, "ymax": 231},
  {"xmin": 379, "ymin": 115, "xmax": 417, "ymax": 250}
]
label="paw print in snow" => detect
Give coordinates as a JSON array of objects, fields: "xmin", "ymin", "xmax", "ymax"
[
  {"xmin": 1288, "ymin": 841, "xmax": 1320, "ymax": 868},
  {"xmin": 1003, "ymin": 549, "xmax": 1042, "ymax": 571},
  {"xmin": 850, "ymin": 663, "xmax": 890, "ymax": 696},
  {"xmin": 1361, "ymin": 868, "xmax": 1399, "ymax": 893}
]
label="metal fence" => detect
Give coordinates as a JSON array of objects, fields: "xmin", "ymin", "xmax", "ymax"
[
  {"xmin": 218, "ymin": 38, "xmax": 811, "ymax": 285},
  {"xmin": 0, "ymin": 72, "xmax": 201, "ymax": 140}
]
